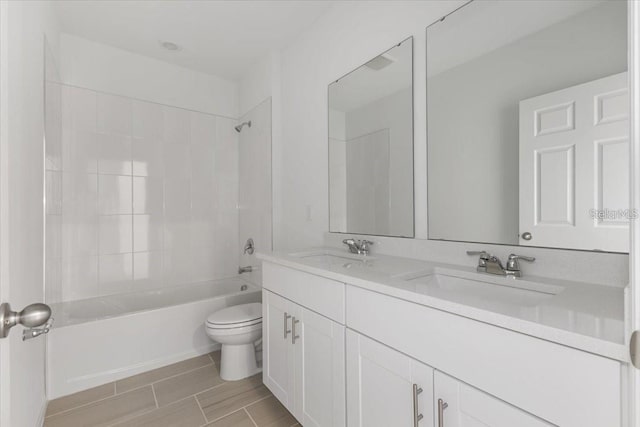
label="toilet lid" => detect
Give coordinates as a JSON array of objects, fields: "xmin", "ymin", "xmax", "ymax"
[{"xmin": 206, "ymin": 303, "xmax": 262, "ymax": 327}]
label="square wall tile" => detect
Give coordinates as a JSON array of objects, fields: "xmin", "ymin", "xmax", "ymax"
[
  {"xmin": 97, "ymin": 93, "xmax": 132, "ymax": 136},
  {"xmin": 66, "ymin": 86, "xmax": 97, "ymax": 133},
  {"xmin": 163, "ymin": 106, "xmax": 190, "ymax": 143},
  {"xmin": 62, "ymin": 216, "xmax": 98, "ymax": 258},
  {"xmin": 164, "ymin": 178, "xmax": 191, "ymax": 218},
  {"xmin": 191, "ymin": 112, "xmax": 216, "ymax": 146},
  {"xmin": 98, "ymin": 175, "xmax": 132, "ymax": 215},
  {"xmin": 63, "ymin": 130, "xmax": 98, "ymax": 173},
  {"xmin": 133, "ymin": 100, "xmax": 163, "ymax": 139},
  {"xmin": 132, "ymin": 137, "xmax": 163, "ymax": 177},
  {"xmin": 99, "ymin": 215, "xmax": 133, "ymax": 254},
  {"xmin": 133, "ymin": 177, "xmax": 164, "ymax": 214},
  {"xmin": 163, "ymin": 250, "xmax": 193, "ymax": 286},
  {"xmin": 99, "ymin": 253, "xmax": 133, "ymax": 295},
  {"xmin": 163, "ymin": 143, "xmax": 190, "ymax": 179},
  {"xmin": 133, "ymin": 214, "xmax": 164, "ymax": 252},
  {"xmin": 62, "ymin": 173, "xmax": 98, "ymax": 217},
  {"xmin": 62, "ymin": 256, "xmax": 99, "ymax": 301},
  {"xmin": 133, "ymin": 251, "xmax": 163, "ymax": 289},
  {"xmin": 97, "ymin": 133, "xmax": 132, "ymax": 175}
]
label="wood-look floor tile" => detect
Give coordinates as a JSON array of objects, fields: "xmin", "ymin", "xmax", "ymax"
[
  {"xmin": 206, "ymin": 409, "xmax": 255, "ymax": 427},
  {"xmin": 46, "ymin": 382, "xmax": 115, "ymax": 417},
  {"xmin": 153, "ymin": 365, "xmax": 224, "ymax": 407},
  {"xmin": 112, "ymin": 396, "xmax": 206, "ymax": 427},
  {"xmin": 246, "ymin": 396, "xmax": 297, "ymax": 427},
  {"xmin": 116, "ymin": 354, "xmax": 213, "ymax": 393},
  {"xmin": 43, "ymin": 386, "xmax": 156, "ymax": 427},
  {"xmin": 197, "ymin": 374, "xmax": 271, "ymax": 421}
]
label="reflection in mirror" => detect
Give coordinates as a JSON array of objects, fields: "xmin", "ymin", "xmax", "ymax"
[
  {"xmin": 329, "ymin": 38, "xmax": 414, "ymax": 237},
  {"xmin": 427, "ymin": 1, "xmax": 628, "ymax": 252}
]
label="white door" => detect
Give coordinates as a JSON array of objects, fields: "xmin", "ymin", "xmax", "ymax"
[
  {"xmin": 519, "ymin": 72, "xmax": 629, "ymax": 252},
  {"xmin": 294, "ymin": 307, "xmax": 345, "ymax": 427},
  {"xmin": 262, "ymin": 290, "xmax": 297, "ymax": 410},
  {"xmin": 346, "ymin": 329, "xmax": 434, "ymax": 427},
  {"xmin": 433, "ymin": 371, "xmax": 553, "ymax": 427},
  {"xmin": 0, "ymin": 2, "xmax": 52, "ymax": 427}
]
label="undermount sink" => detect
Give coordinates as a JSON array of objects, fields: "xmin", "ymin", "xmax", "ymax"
[{"xmin": 404, "ymin": 269, "xmax": 564, "ymax": 307}]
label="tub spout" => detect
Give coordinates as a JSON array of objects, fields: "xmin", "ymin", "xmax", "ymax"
[{"xmin": 238, "ymin": 266, "xmax": 252, "ymax": 274}]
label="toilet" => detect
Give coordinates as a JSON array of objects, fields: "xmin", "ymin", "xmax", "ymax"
[{"xmin": 205, "ymin": 302, "xmax": 263, "ymax": 381}]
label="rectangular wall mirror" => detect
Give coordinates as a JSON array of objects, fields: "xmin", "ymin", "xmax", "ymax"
[
  {"xmin": 427, "ymin": 0, "xmax": 628, "ymax": 252},
  {"xmin": 329, "ymin": 37, "xmax": 414, "ymax": 238}
]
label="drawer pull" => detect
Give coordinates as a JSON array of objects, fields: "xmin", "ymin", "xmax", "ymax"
[
  {"xmin": 437, "ymin": 398, "xmax": 448, "ymax": 427},
  {"xmin": 292, "ymin": 317, "xmax": 300, "ymax": 344},
  {"xmin": 283, "ymin": 312, "xmax": 291, "ymax": 339},
  {"xmin": 412, "ymin": 384, "xmax": 423, "ymax": 426}
]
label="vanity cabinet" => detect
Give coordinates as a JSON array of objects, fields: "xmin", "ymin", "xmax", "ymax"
[
  {"xmin": 346, "ymin": 329, "xmax": 434, "ymax": 427},
  {"xmin": 262, "ymin": 262, "xmax": 346, "ymax": 427},
  {"xmin": 433, "ymin": 371, "xmax": 553, "ymax": 427}
]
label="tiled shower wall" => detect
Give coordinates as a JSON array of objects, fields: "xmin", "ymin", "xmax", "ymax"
[{"xmin": 45, "ymin": 82, "xmax": 239, "ymax": 303}]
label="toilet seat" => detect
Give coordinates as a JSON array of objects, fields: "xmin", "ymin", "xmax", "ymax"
[{"xmin": 206, "ymin": 303, "xmax": 262, "ymax": 329}]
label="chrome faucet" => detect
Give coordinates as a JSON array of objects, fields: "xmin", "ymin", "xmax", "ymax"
[
  {"xmin": 466, "ymin": 251, "xmax": 535, "ymax": 278},
  {"xmin": 342, "ymin": 238, "xmax": 374, "ymax": 255}
]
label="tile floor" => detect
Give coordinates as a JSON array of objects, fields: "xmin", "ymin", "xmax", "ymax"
[{"xmin": 44, "ymin": 351, "xmax": 299, "ymax": 427}]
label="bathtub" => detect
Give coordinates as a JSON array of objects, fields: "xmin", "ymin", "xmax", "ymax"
[{"xmin": 47, "ymin": 278, "xmax": 261, "ymax": 399}]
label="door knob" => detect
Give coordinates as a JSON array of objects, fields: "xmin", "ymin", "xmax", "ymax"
[
  {"xmin": 0, "ymin": 302, "xmax": 52, "ymax": 339},
  {"xmin": 521, "ymin": 232, "xmax": 532, "ymax": 241}
]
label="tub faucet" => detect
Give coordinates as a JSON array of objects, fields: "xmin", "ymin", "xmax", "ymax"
[
  {"xmin": 342, "ymin": 238, "xmax": 374, "ymax": 255},
  {"xmin": 238, "ymin": 266, "xmax": 252, "ymax": 274}
]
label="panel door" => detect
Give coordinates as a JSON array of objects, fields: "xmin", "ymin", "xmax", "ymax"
[
  {"xmin": 294, "ymin": 307, "xmax": 345, "ymax": 427},
  {"xmin": 346, "ymin": 329, "xmax": 434, "ymax": 427},
  {"xmin": 519, "ymin": 72, "xmax": 629, "ymax": 251},
  {"xmin": 263, "ymin": 290, "xmax": 297, "ymax": 410},
  {"xmin": 433, "ymin": 371, "xmax": 553, "ymax": 427}
]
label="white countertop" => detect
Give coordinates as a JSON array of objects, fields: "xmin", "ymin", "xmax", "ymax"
[{"xmin": 257, "ymin": 248, "xmax": 629, "ymax": 362}]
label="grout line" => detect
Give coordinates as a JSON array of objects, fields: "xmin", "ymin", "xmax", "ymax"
[
  {"xmin": 115, "ymin": 359, "xmax": 215, "ymax": 395},
  {"xmin": 194, "ymin": 394, "xmax": 209, "ymax": 425},
  {"xmin": 151, "ymin": 384, "xmax": 159, "ymax": 409},
  {"xmin": 244, "ymin": 408, "xmax": 259, "ymax": 427},
  {"xmin": 197, "ymin": 392, "xmax": 272, "ymax": 426}
]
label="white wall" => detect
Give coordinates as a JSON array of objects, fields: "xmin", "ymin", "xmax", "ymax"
[
  {"xmin": 428, "ymin": 1, "xmax": 627, "ymax": 245},
  {"xmin": 1, "ymin": 1, "xmax": 60, "ymax": 425},
  {"xmin": 59, "ymin": 33, "xmax": 239, "ymax": 118},
  {"xmin": 274, "ymin": 0, "xmax": 628, "ymax": 283}
]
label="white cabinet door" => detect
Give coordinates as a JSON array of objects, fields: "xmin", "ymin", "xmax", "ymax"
[
  {"xmin": 263, "ymin": 290, "xmax": 298, "ymax": 410},
  {"xmin": 346, "ymin": 329, "xmax": 434, "ymax": 427},
  {"xmin": 294, "ymin": 308, "xmax": 345, "ymax": 427},
  {"xmin": 519, "ymin": 72, "xmax": 629, "ymax": 251},
  {"xmin": 433, "ymin": 371, "xmax": 553, "ymax": 427}
]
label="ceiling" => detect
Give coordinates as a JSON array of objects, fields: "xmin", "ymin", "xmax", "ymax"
[{"xmin": 52, "ymin": 0, "xmax": 335, "ymax": 81}]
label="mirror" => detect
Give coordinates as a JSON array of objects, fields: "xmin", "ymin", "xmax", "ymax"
[
  {"xmin": 427, "ymin": 1, "xmax": 628, "ymax": 252},
  {"xmin": 329, "ymin": 38, "xmax": 414, "ymax": 238}
]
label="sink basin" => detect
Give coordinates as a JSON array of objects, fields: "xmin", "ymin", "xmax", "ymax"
[
  {"xmin": 288, "ymin": 250, "xmax": 374, "ymax": 265},
  {"xmin": 405, "ymin": 269, "xmax": 564, "ymax": 308}
]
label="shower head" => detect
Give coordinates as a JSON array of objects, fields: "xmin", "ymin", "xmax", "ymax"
[{"xmin": 234, "ymin": 120, "xmax": 251, "ymax": 133}]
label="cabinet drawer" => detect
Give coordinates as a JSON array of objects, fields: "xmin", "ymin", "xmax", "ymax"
[
  {"xmin": 346, "ymin": 285, "xmax": 621, "ymax": 427},
  {"xmin": 263, "ymin": 262, "xmax": 345, "ymax": 324}
]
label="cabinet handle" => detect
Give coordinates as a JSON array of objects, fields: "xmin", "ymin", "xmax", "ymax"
[
  {"xmin": 283, "ymin": 312, "xmax": 291, "ymax": 339},
  {"xmin": 292, "ymin": 317, "xmax": 300, "ymax": 344},
  {"xmin": 437, "ymin": 398, "xmax": 448, "ymax": 427},
  {"xmin": 412, "ymin": 384, "xmax": 423, "ymax": 426}
]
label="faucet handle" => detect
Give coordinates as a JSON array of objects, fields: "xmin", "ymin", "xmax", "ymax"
[
  {"xmin": 359, "ymin": 240, "xmax": 374, "ymax": 254},
  {"xmin": 506, "ymin": 253, "xmax": 535, "ymax": 275},
  {"xmin": 466, "ymin": 250, "xmax": 490, "ymax": 259}
]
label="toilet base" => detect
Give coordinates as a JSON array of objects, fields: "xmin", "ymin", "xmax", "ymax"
[{"xmin": 220, "ymin": 343, "xmax": 261, "ymax": 381}]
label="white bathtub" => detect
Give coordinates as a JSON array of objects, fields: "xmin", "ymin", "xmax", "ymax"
[{"xmin": 47, "ymin": 278, "xmax": 261, "ymax": 399}]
